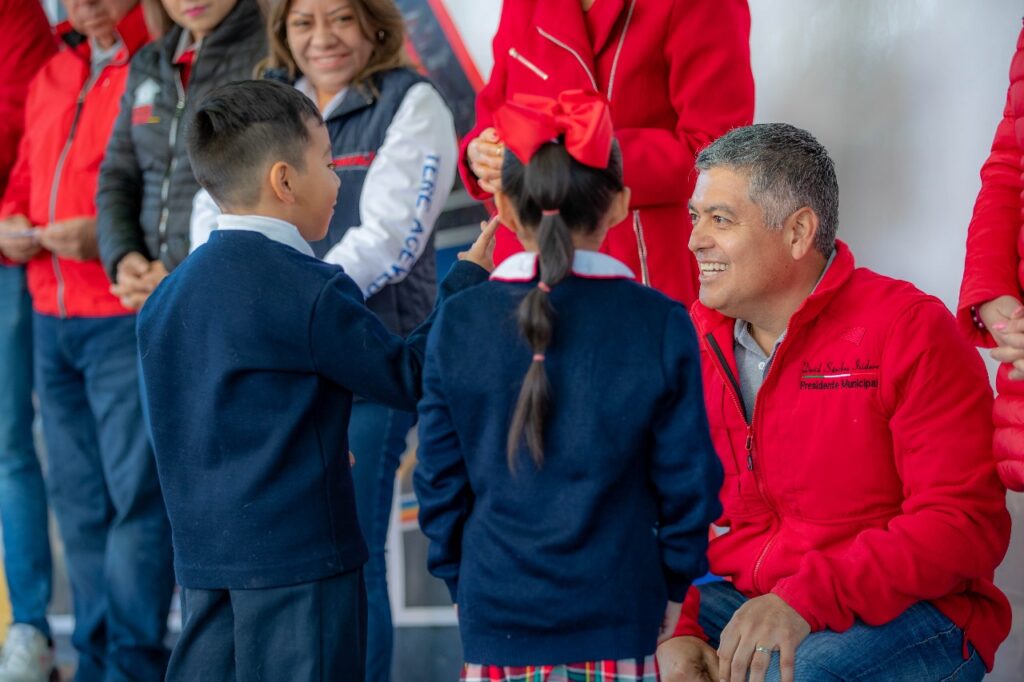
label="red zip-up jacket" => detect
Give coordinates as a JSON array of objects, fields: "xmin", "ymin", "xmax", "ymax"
[
  {"xmin": 679, "ymin": 242, "xmax": 1011, "ymax": 670},
  {"xmin": 459, "ymin": 0, "xmax": 754, "ymax": 304},
  {"xmin": 0, "ymin": 0, "xmax": 56, "ymax": 196},
  {"xmin": 0, "ymin": 5, "xmax": 151, "ymax": 318},
  {"xmin": 958, "ymin": 21, "xmax": 1024, "ymax": 491}
]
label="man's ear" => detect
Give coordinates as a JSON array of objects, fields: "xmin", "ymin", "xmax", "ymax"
[
  {"xmin": 786, "ymin": 206, "xmax": 820, "ymax": 260},
  {"xmin": 494, "ymin": 191, "xmax": 523, "ymax": 236},
  {"xmin": 268, "ymin": 161, "xmax": 297, "ymax": 204},
  {"xmin": 604, "ymin": 186, "xmax": 631, "ymax": 229}
]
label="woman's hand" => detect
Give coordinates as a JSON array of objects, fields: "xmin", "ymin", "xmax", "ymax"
[
  {"xmin": 981, "ymin": 295, "xmax": 1024, "ymax": 379},
  {"xmin": 457, "ymin": 216, "xmax": 500, "ymax": 272},
  {"xmin": 467, "ymin": 128, "xmax": 505, "ymax": 194}
]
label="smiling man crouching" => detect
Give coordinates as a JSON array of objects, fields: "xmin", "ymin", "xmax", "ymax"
[{"xmin": 657, "ymin": 123, "xmax": 1011, "ymax": 682}]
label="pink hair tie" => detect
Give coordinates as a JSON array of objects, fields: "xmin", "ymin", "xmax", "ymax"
[
  {"xmin": 532, "ymin": 354, "xmax": 545, "ymax": 362},
  {"xmin": 541, "ymin": 209, "xmax": 560, "ymax": 216},
  {"xmin": 537, "ymin": 281, "xmax": 551, "ymax": 293}
]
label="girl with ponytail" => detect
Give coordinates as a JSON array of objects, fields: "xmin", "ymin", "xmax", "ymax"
[{"xmin": 414, "ymin": 90, "xmax": 723, "ymax": 680}]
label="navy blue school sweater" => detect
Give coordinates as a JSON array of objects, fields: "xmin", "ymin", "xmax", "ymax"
[
  {"xmin": 137, "ymin": 227, "xmax": 487, "ymax": 589},
  {"xmin": 413, "ymin": 251, "xmax": 724, "ymax": 665}
]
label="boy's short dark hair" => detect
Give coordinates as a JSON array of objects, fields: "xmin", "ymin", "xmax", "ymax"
[{"xmin": 186, "ymin": 79, "xmax": 324, "ymax": 208}]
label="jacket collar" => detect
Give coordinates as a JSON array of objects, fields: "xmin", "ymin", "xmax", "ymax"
[
  {"xmin": 490, "ymin": 250, "xmax": 635, "ymax": 282},
  {"xmin": 56, "ymin": 3, "xmax": 150, "ymax": 66},
  {"xmin": 161, "ymin": 0, "xmax": 262, "ymax": 62},
  {"xmin": 215, "ymin": 214, "xmax": 315, "ymax": 257},
  {"xmin": 586, "ymin": 0, "xmax": 627, "ymax": 56},
  {"xmin": 690, "ymin": 240, "xmax": 856, "ymax": 341},
  {"xmin": 532, "ymin": 1, "xmax": 596, "ymax": 79}
]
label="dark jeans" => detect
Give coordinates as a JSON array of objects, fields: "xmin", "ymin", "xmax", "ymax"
[
  {"xmin": 349, "ymin": 401, "xmax": 415, "ymax": 682},
  {"xmin": 0, "ymin": 266, "xmax": 52, "ymax": 636},
  {"xmin": 33, "ymin": 313, "xmax": 174, "ymax": 682},
  {"xmin": 167, "ymin": 569, "xmax": 367, "ymax": 682},
  {"xmin": 697, "ymin": 581, "xmax": 986, "ymax": 681}
]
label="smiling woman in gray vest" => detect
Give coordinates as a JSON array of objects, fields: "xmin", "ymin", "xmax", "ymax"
[{"xmin": 189, "ymin": 0, "xmax": 456, "ymax": 678}]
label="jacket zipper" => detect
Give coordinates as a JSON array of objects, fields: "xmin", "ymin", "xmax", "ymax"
[
  {"xmin": 508, "ymin": 47, "xmax": 549, "ymax": 81},
  {"xmin": 705, "ymin": 326, "xmax": 790, "ymax": 593},
  {"xmin": 605, "ymin": 0, "xmax": 636, "ymax": 100},
  {"xmin": 156, "ymin": 73, "xmax": 186, "ymax": 261},
  {"xmin": 632, "ymin": 210, "xmax": 651, "ymax": 287},
  {"xmin": 536, "ymin": 26, "xmax": 599, "ymax": 91},
  {"xmin": 47, "ymin": 83, "xmax": 91, "ymax": 319}
]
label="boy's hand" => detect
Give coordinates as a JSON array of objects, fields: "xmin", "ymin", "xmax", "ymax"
[
  {"xmin": 38, "ymin": 217, "xmax": 99, "ymax": 261},
  {"xmin": 0, "ymin": 215, "xmax": 41, "ymax": 263},
  {"xmin": 457, "ymin": 216, "xmax": 500, "ymax": 272}
]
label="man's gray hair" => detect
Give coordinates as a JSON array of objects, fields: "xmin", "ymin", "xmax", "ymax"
[{"xmin": 695, "ymin": 123, "xmax": 838, "ymax": 257}]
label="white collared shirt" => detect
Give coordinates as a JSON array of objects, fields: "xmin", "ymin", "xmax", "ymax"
[
  {"xmin": 489, "ymin": 250, "xmax": 636, "ymax": 281},
  {"xmin": 294, "ymin": 76, "xmax": 348, "ymax": 118},
  {"xmin": 216, "ymin": 214, "xmax": 315, "ymax": 258}
]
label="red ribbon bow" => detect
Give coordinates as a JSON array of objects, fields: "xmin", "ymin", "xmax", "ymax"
[{"xmin": 492, "ymin": 90, "xmax": 614, "ymax": 169}]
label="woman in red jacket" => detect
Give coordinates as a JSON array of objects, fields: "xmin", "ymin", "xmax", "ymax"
[
  {"xmin": 958, "ymin": 21, "xmax": 1024, "ymax": 492},
  {"xmin": 461, "ymin": 0, "xmax": 754, "ymax": 304}
]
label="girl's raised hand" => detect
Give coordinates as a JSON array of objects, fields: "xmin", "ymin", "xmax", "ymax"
[{"xmin": 458, "ymin": 216, "xmax": 500, "ymax": 272}]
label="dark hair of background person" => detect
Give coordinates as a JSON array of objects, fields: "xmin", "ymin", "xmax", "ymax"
[
  {"xmin": 695, "ymin": 122, "xmax": 839, "ymax": 257},
  {"xmin": 502, "ymin": 140, "xmax": 624, "ymax": 471},
  {"xmin": 185, "ymin": 79, "xmax": 323, "ymax": 208},
  {"xmin": 258, "ymin": 0, "xmax": 410, "ymax": 90}
]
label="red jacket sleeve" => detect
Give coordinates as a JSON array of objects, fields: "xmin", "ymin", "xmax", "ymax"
[
  {"xmin": 616, "ymin": 0, "xmax": 754, "ymax": 208},
  {"xmin": 957, "ymin": 90, "xmax": 1023, "ymax": 348},
  {"xmin": 770, "ymin": 300, "xmax": 1011, "ymax": 633},
  {"xmin": 0, "ymin": 123, "xmax": 35, "ymax": 223},
  {"xmin": 672, "ymin": 585, "xmax": 709, "ymax": 640},
  {"xmin": 0, "ymin": 1, "xmax": 55, "ymax": 197},
  {"xmin": 457, "ymin": 3, "xmax": 514, "ymax": 201}
]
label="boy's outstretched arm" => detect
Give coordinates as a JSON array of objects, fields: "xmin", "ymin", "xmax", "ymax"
[{"xmin": 309, "ymin": 218, "xmax": 497, "ymax": 409}]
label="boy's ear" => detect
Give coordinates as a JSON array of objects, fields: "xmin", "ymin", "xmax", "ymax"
[{"xmin": 268, "ymin": 161, "xmax": 297, "ymax": 204}]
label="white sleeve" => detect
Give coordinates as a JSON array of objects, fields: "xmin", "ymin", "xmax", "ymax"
[
  {"xmin": 189, "ymin": 188, "xmax": 221, "ymax": 253},
  {"xmin": 322, "ymin": 83, "xmax": 458, "ymax": 297}
]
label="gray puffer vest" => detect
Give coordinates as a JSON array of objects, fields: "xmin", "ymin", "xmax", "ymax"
[{"xmin": 97, "ymin": 0, "xmax": 265, "ymax": 279}]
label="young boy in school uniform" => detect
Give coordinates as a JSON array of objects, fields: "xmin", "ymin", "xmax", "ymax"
[{"xmin": 136, "ymin": 79, "xmax": 492, "ymax": 682}]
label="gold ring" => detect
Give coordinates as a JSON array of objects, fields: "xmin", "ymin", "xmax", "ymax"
[{"xmin": 754, "ymin": 645, "xmax": 773, "ymax": 655}]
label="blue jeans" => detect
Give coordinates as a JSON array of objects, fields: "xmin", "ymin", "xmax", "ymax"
[
  {"xmin": 697, "ymin": 581, "xmax": 986, "ymax": 681},
  {"xmin": 0, "ymin": 266, "xmax": 52, "ymax": 636},
  {"xmin": 33, "ymin": 313, "xmax": 174, "ymax": 682},
  {"xmin": 349, "ymin": 401, "xmax": 416, "ymax": 682}
]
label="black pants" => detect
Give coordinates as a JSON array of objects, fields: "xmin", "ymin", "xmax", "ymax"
[{"xmin": 167, "ymin": 568, "xmax": 367, "ymax": 682}]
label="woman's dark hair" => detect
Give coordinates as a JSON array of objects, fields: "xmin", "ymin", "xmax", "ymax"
[{"xmin": 503, "ymin": 140, "xmax": 624, "ymax": 471}]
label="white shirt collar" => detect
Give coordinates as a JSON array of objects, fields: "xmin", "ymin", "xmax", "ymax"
[
  {"xmin": 216, "ymin": 214, "xmax": 315, "ymax": 257},
  {"xmin": 295, "ymin": 76, "xmax": 348, "ymax": 119},
  {"xmin": 490, "ymin": 250, "xmax": 636, "ymax": 282},
  {"xmin": 173, "ymin": 30, "xmax": 202, "ymax": 62}
]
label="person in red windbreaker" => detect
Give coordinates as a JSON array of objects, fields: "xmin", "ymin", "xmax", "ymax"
[
  {"xmin": 0, "ymin": 2, "xmax": 56, "ymax": 680},
  {"xmin": 460, "ymin": 0, "xmax": 755, "ymax": 305},
  {"xmin": 958, "ymin": 21, "xmax": 1024, "ymax": 493},
  {"xmin": 659, "ymin": 124, "xmax": 1010, "ymax": 682},
  {"xmin": 0, "ymin": 1, "xmax": 177, "ymax": 678}
]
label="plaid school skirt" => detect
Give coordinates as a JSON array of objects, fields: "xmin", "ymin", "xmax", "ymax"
[{"xmin": 461, "ymin": 656, "xmax": 659, "ymax": 681}]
